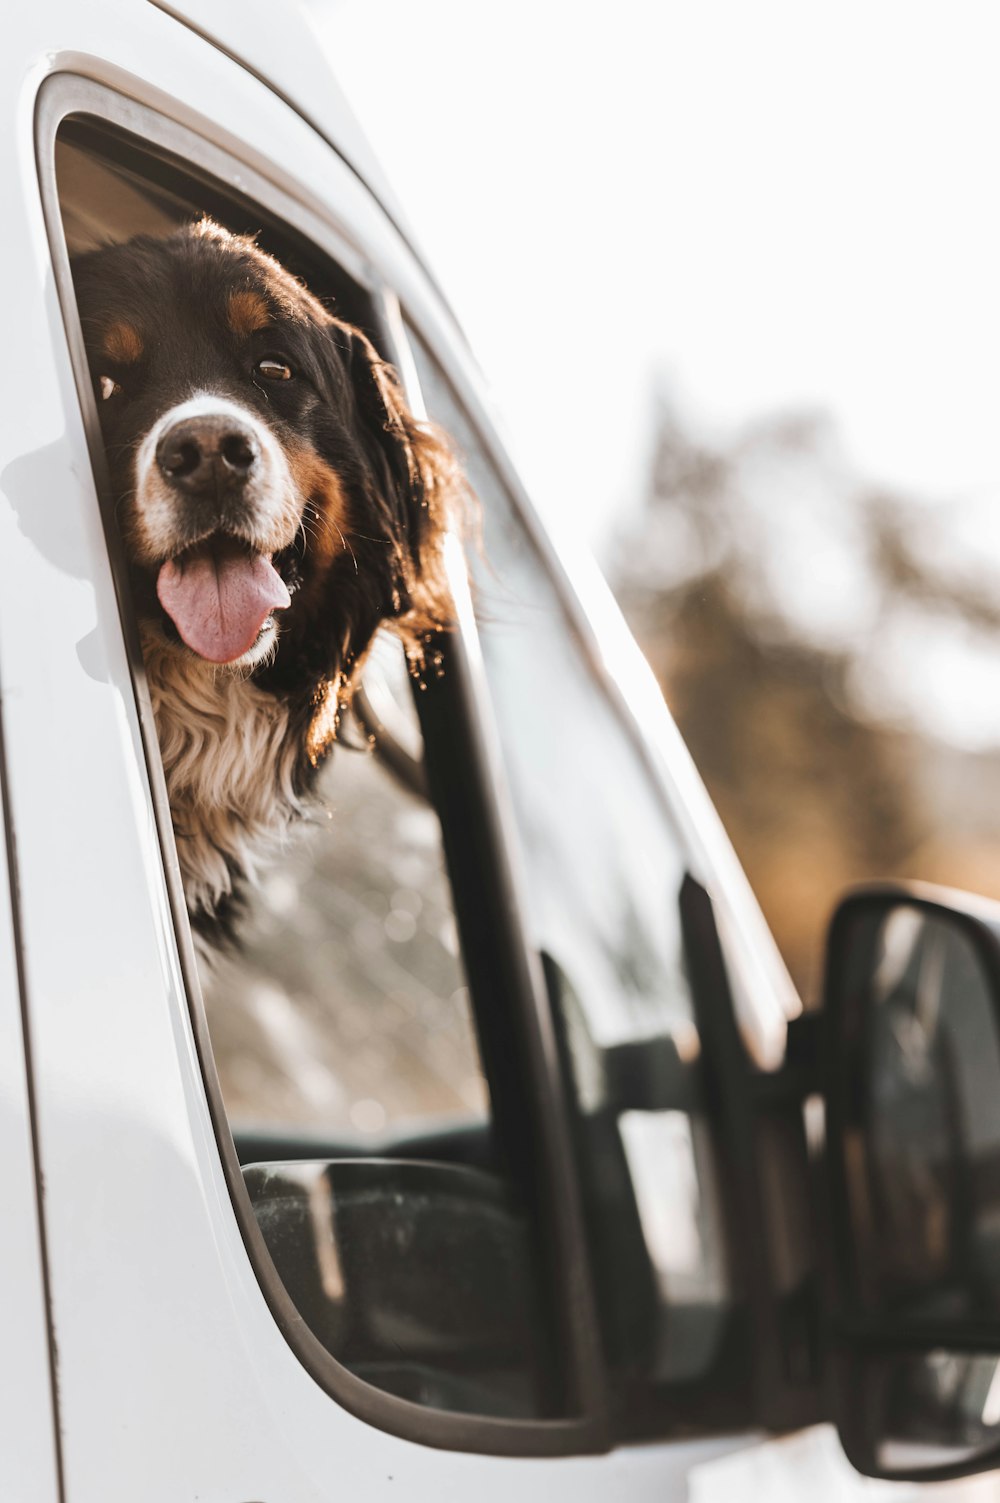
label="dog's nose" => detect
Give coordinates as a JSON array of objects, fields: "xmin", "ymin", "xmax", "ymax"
[{"xmin": 156, "ymin": 414, "xmax": 260, "ymax": 494}]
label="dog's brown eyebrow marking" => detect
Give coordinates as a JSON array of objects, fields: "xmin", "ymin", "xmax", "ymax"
[
  {"xmin": 227, "ymin": 290, "xmax": 272, "ymax": 336},
  {"xmin": 288, "ymin": 447, "xmax": 353, "ymax": 573},
  {"xmin": 102, "ymin": 321, "xmax": 144, "ymax": 364}
]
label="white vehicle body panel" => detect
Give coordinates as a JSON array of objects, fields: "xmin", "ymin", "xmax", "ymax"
[
  {"xmin": 0, "ymin": 767, "xmax": 60, "ymax": 1501},
  {"xmin": 0, "ymin": 1, "xmax": 938, "ymax": 1497},
  {"xmin": 151, "ymin": 0, "xmax": 420, "ymax": 247}
]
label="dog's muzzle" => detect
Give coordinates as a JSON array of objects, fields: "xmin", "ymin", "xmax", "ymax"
[
  {"xmin": 133, "ymin": 392, "xmax": 301, "ymax": 561},
  {"xmin": 156, "ymin": 413, "xmax": 261, "ymax": 502},
  {"xmin": 133, "ymin": 393, "xmax": 302, "ymax": 666}
]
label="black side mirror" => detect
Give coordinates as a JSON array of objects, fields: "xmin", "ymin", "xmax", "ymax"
[{"xmin": 823, "ymin": 883, "xmax": 1000, "ymax": 1481}]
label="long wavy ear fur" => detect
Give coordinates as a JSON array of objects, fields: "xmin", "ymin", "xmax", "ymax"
[{"xmin": 339, "ymin": 323, "xmax": 469, "ymax": 659}]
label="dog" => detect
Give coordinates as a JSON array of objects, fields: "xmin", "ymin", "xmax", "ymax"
[{"xmin": 72, "ymin": 219, "xmax": 466, "ymax": 950}]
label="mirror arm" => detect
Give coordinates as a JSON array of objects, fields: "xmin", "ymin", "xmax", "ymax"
[
  {"xmin": 602, "ymin": 1036, "xmax": 705, "ymax": 1113},
  {"xmin": 750, "ymin": 1010, "xmax": 822, "ymax": 1107}
]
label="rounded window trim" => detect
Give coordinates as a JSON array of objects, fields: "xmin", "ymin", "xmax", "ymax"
[{"xmin": 34, "ymin": 68, "xmax": 609, "ymax": 1459}]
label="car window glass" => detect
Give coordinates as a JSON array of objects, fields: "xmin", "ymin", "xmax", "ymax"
[
  {"xmin": 204, "ymin": 631, "xmax": 487, "ymax": 1138},
  {"xmin": 407, "ymin": 326, "xmax": 738, "ymax": 1437}
]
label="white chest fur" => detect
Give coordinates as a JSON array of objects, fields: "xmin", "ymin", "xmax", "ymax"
[{"xmin": 141, "ymin": 628, "xmax": 306, "ymax": 920}]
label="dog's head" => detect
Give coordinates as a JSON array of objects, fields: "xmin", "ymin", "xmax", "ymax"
[{"xmin": 72, "ymin": 220, "xmax": 461, "ymax": 706}]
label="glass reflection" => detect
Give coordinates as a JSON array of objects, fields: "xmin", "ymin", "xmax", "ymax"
[
  {"xmin": 407, "ymin": 324, "xmax": 735, "ymax": 1413},
  {"xmin": 245, "ymin": 1158, "xmax": 554, "ymax": 1419},
  {"xmin": 618, "ymin": 1109, "xmax": 728, "ymax": 1380},
  {"xmin": 855, "ymin": 907, "xmax": 1000, "ymax": 1320},
  {"xmin": 872, "ymin": 1351, "xmax": 1000, "ymax": 1472},
  {"xmin": 203, "ymin": 633, "xmax": 487, "ymax": 1136}
]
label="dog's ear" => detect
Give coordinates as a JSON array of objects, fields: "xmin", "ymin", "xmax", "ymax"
[{"xmin": 335, "ymin": 322, "xmax": 467, "ymax": 650}]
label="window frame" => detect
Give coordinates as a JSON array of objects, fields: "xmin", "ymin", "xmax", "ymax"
[
  {"xmin": 391, "ymin": 330, "xmax": 729, "ymax": 1404},
  {"xmin": 390, "ymin": 318, "xmax": 823, "ymax": 1438},
  {"xmin": 35, "ymin": 71, "xmax": 608, "ymax": 1458}
]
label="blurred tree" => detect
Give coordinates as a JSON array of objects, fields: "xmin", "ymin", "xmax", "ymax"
[{"xmin": 615, "ymin": 401, "xmax": 1000, "ymax": 1002}]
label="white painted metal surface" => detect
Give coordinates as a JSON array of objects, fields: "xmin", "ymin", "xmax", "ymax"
[
  {"xmin": 149, "ymin": 0, "xmax": 420, "ymax": 248},
  {"xmin": 0, "ymin": 1, "xmax": 972, "ymax": 1497},
  {"xmin": 0, "ymin": 769, "xmax": 59, "ymax": 1500}
]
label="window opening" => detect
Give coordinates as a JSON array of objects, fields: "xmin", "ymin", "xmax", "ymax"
[{"xmin": 52, "ymin": 112, "xmax": 566, "ymax": 1429}]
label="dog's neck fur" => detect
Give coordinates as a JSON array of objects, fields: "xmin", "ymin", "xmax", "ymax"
[{"xmin": 141, "ymin": 625, "xmax": 307, "ymax": 922}]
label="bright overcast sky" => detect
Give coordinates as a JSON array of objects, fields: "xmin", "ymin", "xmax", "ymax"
[
  {"xmin": 312, "ymin": 1, "xmax": 1000, "ymax": 543},
  {"xmin": 308, "ymin": 1, "xmax": 1000, "ymax": 744}
]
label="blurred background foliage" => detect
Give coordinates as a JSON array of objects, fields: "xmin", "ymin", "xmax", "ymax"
[{"xmin": 615, "ymin": 401, "xmax": 1000, "ymax": 1003}]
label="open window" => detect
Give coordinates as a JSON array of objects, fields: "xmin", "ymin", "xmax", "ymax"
[
  {"xmin": 54, "ymin": 120, "xmax": 483, "ymax": 1155},
  {"xmin": 41, "ymin": 81, "xmax": 602, "ymax": 1454},
  {"xmin": 53, "ymin": 120, "xmax": 493, "ymax": 1147}
]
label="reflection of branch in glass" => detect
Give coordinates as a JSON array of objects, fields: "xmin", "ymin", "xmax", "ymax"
[{"xmin": 868, "ymin": 973, "xmax": 956, "ymax": 1299}]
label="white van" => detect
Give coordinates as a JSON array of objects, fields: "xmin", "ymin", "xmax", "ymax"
[{"xmin": 6, "ymin": 4, "xmax": 1000, "ymax": 1498}]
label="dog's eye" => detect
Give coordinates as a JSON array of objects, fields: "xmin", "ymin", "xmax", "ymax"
[
  {"xmin": 256, "ymin": 358, "xmax": 293, "ymax": 382},
  {"xmin": 99, "ymin": 375, "xmax": 123, "ymax": 401}
]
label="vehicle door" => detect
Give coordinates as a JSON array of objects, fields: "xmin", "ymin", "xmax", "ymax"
[
  {"xmin": 3, "ymin": 7, "xmax": 788, "ymax": 1499},
  {"xmin": 0, "ymin": 744, "xmax": 59, "ymax": 1501}
]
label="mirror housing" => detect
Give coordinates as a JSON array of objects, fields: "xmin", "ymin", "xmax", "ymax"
[{"xmin": 823, "ymin": 882, "xmax": 1000, "ymax": 1481}]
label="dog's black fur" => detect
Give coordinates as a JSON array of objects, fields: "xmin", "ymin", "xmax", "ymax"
[{"xmin": 73, "ymin": 219, "xmax": 465, "ymax": 945}]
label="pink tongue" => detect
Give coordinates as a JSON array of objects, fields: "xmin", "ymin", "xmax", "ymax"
[{"xmin": 156, "ymin": 539, "xmax": 291, "ymax": 664}]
